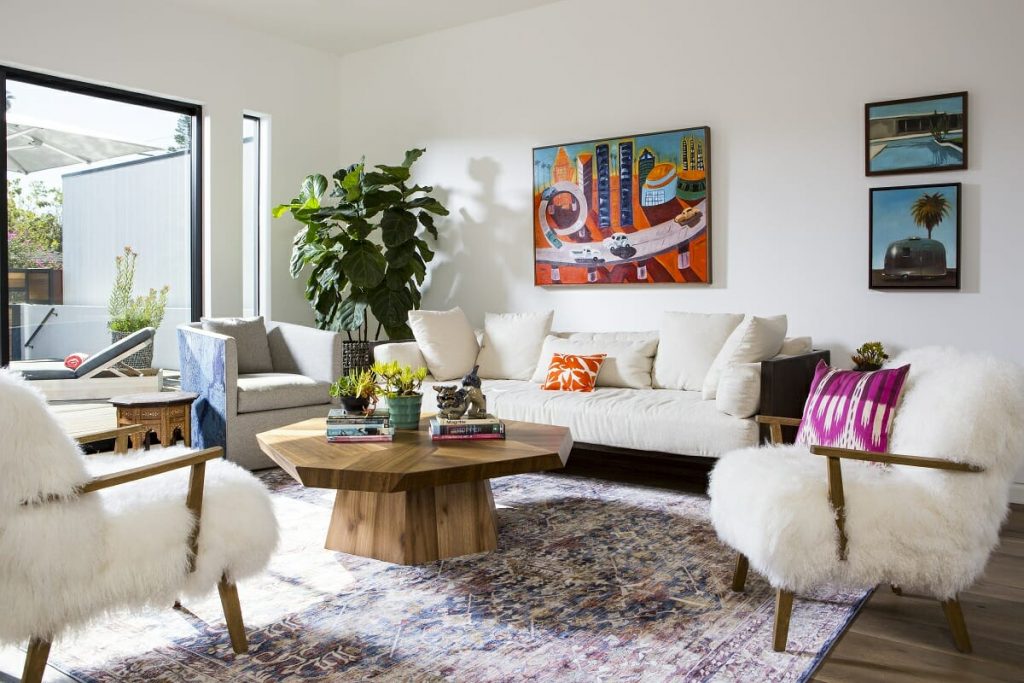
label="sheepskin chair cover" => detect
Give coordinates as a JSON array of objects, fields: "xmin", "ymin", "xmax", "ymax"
[
  {"xmin": 709, "ymin": 347, "xmax": 1024, "ymax": 600},
  {"xmin": 0, "ymin": 369, "xmax": 279, "ymax": 644}
]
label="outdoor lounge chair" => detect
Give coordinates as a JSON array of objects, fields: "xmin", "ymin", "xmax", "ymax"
[{"xmin": 10, "ymin": 327, "xmax": 161, "ymax": 400}]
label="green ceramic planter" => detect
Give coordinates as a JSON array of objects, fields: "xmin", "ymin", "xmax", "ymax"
[{"xmin": 386, "ymin": 394, "xmax": 423, "ymax": 429}]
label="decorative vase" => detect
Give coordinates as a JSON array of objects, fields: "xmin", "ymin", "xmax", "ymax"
[
  {"xmin": 342, "ymin": 340, "xmax": 373, "ymax": 374},
  {"xmin": 386, "ymin": 394, "xmax": 423, "ymax": 429},
  {"xmin": 339, "ymin": 395, "xmax": 370, "ymax": 414},
  {"xmin": 110, "ymin": 329, "xmax": 154, "ymax": 370}
]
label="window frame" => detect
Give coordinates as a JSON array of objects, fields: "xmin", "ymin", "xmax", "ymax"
[
  {"xmin": 1, "ymin": 65, "xmax": 203, "ymax": 366},
  {"xmin": 242, "ymin": 113, "xmax": 262, "ymax": 317}
]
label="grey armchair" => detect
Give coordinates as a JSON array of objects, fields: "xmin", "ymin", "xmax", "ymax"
[{"xmin": 177, "ymin": 319, "xmax": 342, "ymax": 469}]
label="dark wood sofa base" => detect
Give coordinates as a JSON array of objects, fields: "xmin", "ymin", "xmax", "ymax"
[{"xmin": 559, "ymin": 350, "xmax": 831, "ymax": 490}]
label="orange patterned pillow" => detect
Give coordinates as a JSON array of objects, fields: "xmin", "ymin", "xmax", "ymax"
[{"xmin": 542, "ymin": 353, "xmax": 607, "ymax": 392}]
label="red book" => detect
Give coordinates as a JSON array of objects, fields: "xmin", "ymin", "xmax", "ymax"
[{"xmin": 430, "ymin": 432, "xmax": 506, "ymax": 441}]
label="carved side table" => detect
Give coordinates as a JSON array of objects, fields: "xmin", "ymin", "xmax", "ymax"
[{"xmin": 109, "ymin": 391, "xmax": 200, "ymax": 448}]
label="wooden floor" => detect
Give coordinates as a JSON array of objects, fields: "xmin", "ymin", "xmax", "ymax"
[
  {"xmin": 6, "ymin": 419, "xmax": 1023, "ymax": 681},
  {"xmin": 812, "ymin": 505, "xmax": 1024, "ymax": 682}
]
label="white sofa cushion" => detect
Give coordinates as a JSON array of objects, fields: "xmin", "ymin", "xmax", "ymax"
[
  {"xmin": 408, "ymin": 307, "xmax": 479, "ymax": 381},
  {"xmin": 653, "ymin": 312, "xmax": 743, "ymax": 391},
  {"xmin": 476, "ymin": 311, "xmax": 553, "ymax": 380},
  {"xmin": 715, "ymin": 363, "xmax": 762, "ymax": 418},
  {"xmin": 236, "ymin": 373, "xmax": 331, "ymax": 414},
  {"xmin": 779, "ymin": 336, "xmax": 813, "ymax": 356},
  {"xmin": 373, "ymin": 341, "xmax": 428, "ymax": 371},
  {"xmin": 702, "ymin": 315, "xmax": 787, "ymax": 400},
  {"xmin": 530, "ymin": 334, "xmax": 659, "ymax": 389},
  {"xmin": 427, "ymin": 379, "xmax": 758, "ymax": 458}
]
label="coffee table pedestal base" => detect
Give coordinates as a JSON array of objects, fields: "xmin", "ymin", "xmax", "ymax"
[{"xmin": 325, "ymin": 480, "xmax": 498, "ymax": 565}]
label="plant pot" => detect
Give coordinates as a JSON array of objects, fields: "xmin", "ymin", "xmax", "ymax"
[
  {"xmin": 343, "ymin": 340, "xmax": 373, "ymax": 374},
  {"xmin": 339, "ymin": 395, "xmax": 370, "ymax": 414},
  {"xmin": 386, "ymin": 394, "xmax": 422, "ymax": 430},
  {"xmin": 110, "ymin": 329, "xmax": 154, "ymax": 370},
  {"xmin": 854, "ymin": 363, "xmax": 883, "ymax": 372}
]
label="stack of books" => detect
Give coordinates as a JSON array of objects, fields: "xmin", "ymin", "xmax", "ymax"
[
  {"xmin": 326, "ymin": 408, "xmax": 394, "ymax": 443},
  {"xmin": 429, "ymin": 414, "xmax": 505, "ymax": 441}
]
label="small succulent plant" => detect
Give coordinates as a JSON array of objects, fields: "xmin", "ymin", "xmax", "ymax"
[{"xmin": 852, "ymin": 341, "xmax": 889, "ymax": 371}]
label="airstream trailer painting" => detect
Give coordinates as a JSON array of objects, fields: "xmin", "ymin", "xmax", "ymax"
[{"xmin": 869, "ymin": 183, "xmax": 960, "ymax": 290}]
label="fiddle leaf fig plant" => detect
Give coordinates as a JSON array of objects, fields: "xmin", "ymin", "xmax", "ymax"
[{"xmin": 272, "ymin": 148, "xmax": 447, "ymax": 340}]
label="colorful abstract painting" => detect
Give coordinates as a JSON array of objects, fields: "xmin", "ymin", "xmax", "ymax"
[
  {"xmin": 865, "ymin": 92, "xmax": 967, "ymax": 176},
  {"xmin": 533, "ymin": 126, "xmax": 711, "ymax": 286},
  {"xmin": 869, "ymin": 183, "xmax": 961, "ymax": 290}
]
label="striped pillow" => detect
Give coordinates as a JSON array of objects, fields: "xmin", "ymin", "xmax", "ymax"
[{"xmin": 795, "ymin": 360, "xmax": 910, "ymax": 453}]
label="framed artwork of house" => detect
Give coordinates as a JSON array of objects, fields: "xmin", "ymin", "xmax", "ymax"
[
  {"xmin": 865, "ymin": 92, "xmax": 967, "ymax": 176},
  {"xmin": 869, "ymin": 183, "xmax": 961, "ymax": 290},
  {"xmin": 532, "ymin": 126, "xmax": 711, "ymax": 286}
]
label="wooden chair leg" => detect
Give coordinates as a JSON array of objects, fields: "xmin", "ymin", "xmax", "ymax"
[
  {"xmin": 731, "ymin": 553, "xmax": 749, "ymax": 592},
  {"xmin": 773, "ymin": 589, "xmax": 794, "ymax": 652},
  {"xmin": 22, "ymin": 637, "xmax": 52, "ymax": 683},
  {"xmin": 218, "ymin": 576, "xmax": 249, "ymax": 654},
  {"xmin": 941, "ymin": 597, "xmax": 972, "ymax": 653}
]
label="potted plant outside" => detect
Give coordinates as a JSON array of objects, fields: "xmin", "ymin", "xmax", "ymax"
[
  {"xmin": 107, "ymin": 246, "xmax": 169, "ymax": 369},
  {"xmin": 372, "ymin": 360, "xmax": 428, "ymax": 429},
  {"xmin": 272, "ymin": 149, "xmax": 448, "ymax": 369},
  {"xmin": 330, "ymin": 368, "xmax": 379, "ymax": 414}
]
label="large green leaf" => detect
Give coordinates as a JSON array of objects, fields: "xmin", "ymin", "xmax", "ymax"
[
  {"xmin": 362, "ymin": 171, "xmax": 398, "ymax": 188},
  {"xmin": 381, "ymin": 209, "xmax": 417, "ymax": 247},
  {"xmin": 336, "ymin": 296, "xmax": 368, "ymax": 332},
  {"xmin": 375, "ymin": 164, "xmax": 411, "ymax": 182},
  {"xmin": 340, "ymin": 241, "xmax": 386, "ymax": 288},
  {"xmin": 385, "ymin": 265, "xmax": 412, "ymax": 291},
  {"xmin": 407, "ymin": 196, "xmax": 449, "ymax": 216},
  {"xmin": 363, "ymin": 188, "xmax": 403, "ymax": 213},
  {"xmin": 386, "ymin": 241, "xmax": 417, "ymax": 269},
  {"xmin": 417, "ymin": 212, "xmax": 438, "ymax": 240},
  {"xmin": 401, "ymin": 149, "xmax": 425, "ymax": 168},
  {"xmin": 301, "ymin": 174, "xmax": 328, "ymax": 203},
  {"xmin": 340, "ymin": 164, "xmax": 364, "ymax": 201},
  {"xmin": 414, "ymin": 237, "xmax": 435, "ymax": 263},
  {"xmin": 369, "ymin": 286, "xmax": 413, "ymax": 327},
  {"xmin": 384, "ymin": 322, "xmax": 414, "ymax": 340}
]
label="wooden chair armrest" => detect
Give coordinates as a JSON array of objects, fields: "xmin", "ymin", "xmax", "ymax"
[
  {"xmin": 809, "ymin": 445, "xmax": 984, "ymax": 472},
  {"xmin": 80, "ymin": 447, "xmax": 224, "ymax": 493},
  {"xmin": 755, "ymin": 415, "xmax": 803, "ymax": 427},
  {"xmin": 755, "ymin": 415, "xmax": 802, "ymax": 444},
  {"xmin": 75, "ymin": 424, "xmax": 147, "ymax": 453}
]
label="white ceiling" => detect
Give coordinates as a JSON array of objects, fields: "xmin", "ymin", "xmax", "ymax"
[{"xmin": 163, "ymin": 0, "xmax": 564, "ymax": 55}]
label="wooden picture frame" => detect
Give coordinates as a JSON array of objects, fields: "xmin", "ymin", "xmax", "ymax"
[
  {"xmin": 869, "ymin": 183, "xmax": 961, "ymax": 290},
  {"xmin": 865, "ymin": 92, "xmax": 967, "ymax": 176},
  {"xmin": 532, "ymin": 126, "xmax": 711, "ymax": 286}
]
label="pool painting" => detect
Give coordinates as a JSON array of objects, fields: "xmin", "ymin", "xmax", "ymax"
[
  {"xmin": 532, "ymin": 127, "xmax": 710, "ymax": 286},
  {"xmin": 869, "ymin": 183, "xmax": 961, "ymax": 290},
  {"xmin": 865, "ymin": 92, "xmax": 967, "ymax": 176}
]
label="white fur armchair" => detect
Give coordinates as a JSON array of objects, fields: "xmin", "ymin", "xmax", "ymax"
[
  {"xmin": 0, "ymin": 369, "xmax": 278, "ymax": 683},
  {"xmin": 709, "ymin": 347, "xmax": 1024, "ymax": 653}
]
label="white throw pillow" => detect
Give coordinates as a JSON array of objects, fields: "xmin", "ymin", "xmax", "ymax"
[
  {"xmin": 373, "ymin": 341, "xmax": 429, "ymax": 375},
  {"xmin": 778, "ymin": 336, "xmax": 813, "ymax": 356},
  {"xmin": 716, "ymin": 363, "xmax": 762, "ymax": 418},
  {"xmin": 476, "ymin": 311, "xmax": 554, "ymax": 380},
  {"xmin": 407, "ymin": 307, "xmax": 479, "ymax": 381},
  {"xmin": 652, "ymin": 312, "xmax": 744, "ymax": 391},
  {"xmin": 531, "ymin": 334, "xmax": 659, "ymax": 388},
  {"xmin": 702, "ymin": 315, "xmax": 788, "ymax": 400}
]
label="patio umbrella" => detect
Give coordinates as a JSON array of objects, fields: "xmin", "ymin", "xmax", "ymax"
[{"xmin": 6, "ymin": 116, "xmax": 159, "ymax": 174}]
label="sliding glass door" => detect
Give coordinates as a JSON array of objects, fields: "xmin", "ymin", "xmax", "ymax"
[{"xmin": 2, "ymin": 67, "xmax": 202, "ymax": 369}]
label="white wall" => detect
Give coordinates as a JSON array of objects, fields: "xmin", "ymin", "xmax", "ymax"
[
  {"xmin": 1, "ymin": 0, "xmax": 337, "ymax": 327},
  {"xmin": 334, "ymin": 0, "xmax": 1024, "ymax": 368}
]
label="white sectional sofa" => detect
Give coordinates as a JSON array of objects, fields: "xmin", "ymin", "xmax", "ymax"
[{"xmin": 374, "ymin": 309, "xmax": 829, "ymax": 461}]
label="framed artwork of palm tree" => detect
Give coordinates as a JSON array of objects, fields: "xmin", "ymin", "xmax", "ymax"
[{"xmin": 869, "ymin": 183, "xmax": 961, "ymax": 290}]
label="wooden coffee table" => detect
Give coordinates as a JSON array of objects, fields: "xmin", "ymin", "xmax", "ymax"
[{"xmin": 257, "ymin": 417, "xmax": 572, "ymax": 565}]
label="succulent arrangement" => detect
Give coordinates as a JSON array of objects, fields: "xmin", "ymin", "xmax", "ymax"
[
  {"xmin": 371, "ymin": 360, "xmax": 428, "ymax": 398},
  {"xmin": 330, "ymin": 368, "xmax": 380, "ymax": 413},
  {"xmin": 852, "ymin": 341, "xmax": 889, "ymax": 371}
]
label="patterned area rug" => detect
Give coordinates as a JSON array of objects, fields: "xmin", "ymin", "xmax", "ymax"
[{"xmin": 46, "ymin": 470, "xmax": 868, "ymax": 682}]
